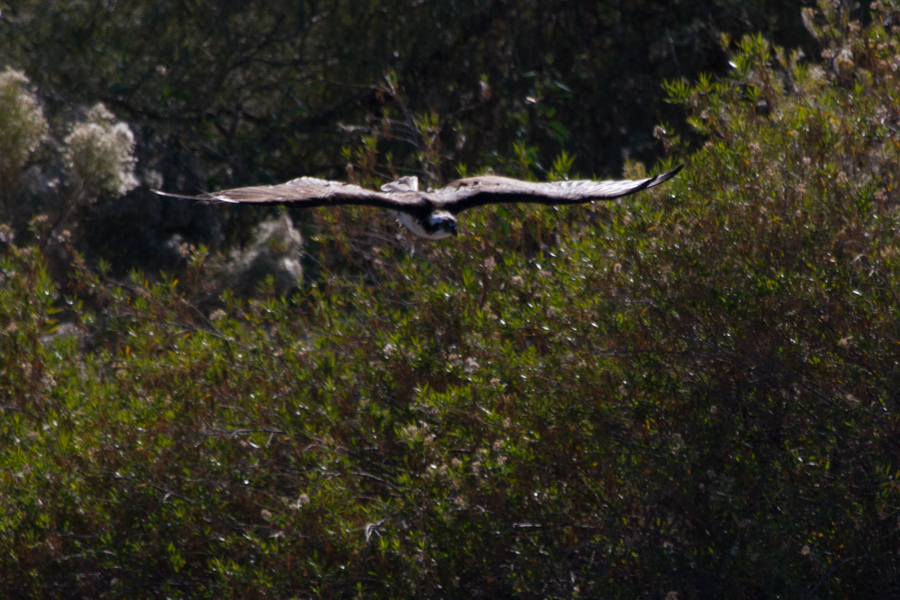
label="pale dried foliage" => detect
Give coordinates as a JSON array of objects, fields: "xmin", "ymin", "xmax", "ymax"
[
  {"xmin": 0, "ymin": 68, "xmax": 48, "ymax": 192},
  {"xmin": 63, "ymin": 103, "xmax": 138, "ymax": 199},
  {"xmin": 209, "ymin": 214, "xmax": 304, "ymax": 297}
]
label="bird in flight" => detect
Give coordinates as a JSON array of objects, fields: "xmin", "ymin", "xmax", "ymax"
[{"xmin": 155, "ymin": 166, "xmax": 682, "ymax": 240}]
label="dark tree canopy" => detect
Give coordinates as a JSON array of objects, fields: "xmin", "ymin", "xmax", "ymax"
[{"xmin": 2, "ymin": 0, "xmax": 816, "ymax": 188}]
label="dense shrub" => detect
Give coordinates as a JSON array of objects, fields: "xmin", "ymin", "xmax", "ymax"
[{"xmin": 2, "ymin": 1, "xmax": 900, "ymax": 599}]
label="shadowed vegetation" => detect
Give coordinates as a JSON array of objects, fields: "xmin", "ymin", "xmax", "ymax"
[{"xmin": 2, "ymin": 1, "xmax": 900, "ymax": 598}]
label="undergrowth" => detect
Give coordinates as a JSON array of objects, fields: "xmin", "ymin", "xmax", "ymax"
[{"xmin": 2, "ymin": 2, "xmax": 900, "ymax": 598}]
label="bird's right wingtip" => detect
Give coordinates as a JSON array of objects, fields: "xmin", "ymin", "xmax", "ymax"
[
  {"xmin": 152, "ymin": 189, "xmax": 196, "ymax": 200},
  {"xmin": 152, "ymin": 189, "xmax": 238, "ymax": 204}
]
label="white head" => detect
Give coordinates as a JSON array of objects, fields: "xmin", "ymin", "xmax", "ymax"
[
  {"xmin": 426, "ymin": 210, "xmax": 458, "ymax": 239},
  {"xmin": 395, "ymin": 210, "xmax": 457, "ymax": 239}
]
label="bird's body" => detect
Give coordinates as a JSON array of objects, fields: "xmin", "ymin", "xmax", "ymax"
[{"xmin": 155, "ymin": 166, "xmax": 682, "ymax": 239}]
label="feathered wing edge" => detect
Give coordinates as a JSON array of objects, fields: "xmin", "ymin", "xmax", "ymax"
[
  {"xmin": 153, "ymin": 176, "xmax": 427, "ymax": 212},
  {"xmin": 154, "ymin": 166, "xmax": 682, "ymax": 218},
  {"xmin": 435, "ymin": 165, "xmax": 683, "ymax": 214}
]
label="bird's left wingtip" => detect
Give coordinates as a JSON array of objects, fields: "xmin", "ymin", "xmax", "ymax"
[
  {"xmin": 662, "ymin": 164, "xmax": 684, "ymax": 179},
  {"xmin": 646, "ymin": 164, "xmax": 684, "ymax": 189}
]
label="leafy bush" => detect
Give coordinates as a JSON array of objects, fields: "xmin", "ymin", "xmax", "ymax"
[{"xmin": 3, "ymin": 2, "xmax": 900, "ymax": 599}]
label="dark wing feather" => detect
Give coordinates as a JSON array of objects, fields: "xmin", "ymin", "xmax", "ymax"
[
  {"xmin": 432, "ymin": 165, "xmax": 682, "ymax": 214},
  {"xmin": 154, "ymin": 176, "xmax": 426, "ymax": 212}
]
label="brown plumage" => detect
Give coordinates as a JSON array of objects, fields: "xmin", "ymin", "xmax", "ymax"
[{"xmin": 155, "ymin": 165, "xmax": 682, "ymax": 239}]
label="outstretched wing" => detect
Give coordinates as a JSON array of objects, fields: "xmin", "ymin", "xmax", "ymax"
[
  {"xmin": 432, "ymin": 165, "xmax": 682, "ymax": 214},
  {"xmin": 154, "ymin": 176, "xmax": 426, "ymax": 212}
]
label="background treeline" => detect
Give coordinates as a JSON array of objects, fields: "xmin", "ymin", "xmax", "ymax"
[
  {"xmin": 3, "ymin": 1, "xmax": 900, "ymax": 599},
  {"xmin": 3, "ymin": 0, "xmax": 814, "ymax": 272}
]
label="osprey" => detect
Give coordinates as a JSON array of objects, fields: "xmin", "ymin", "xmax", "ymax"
[{"xmin": 155, "ymin": 166, "xmax": 682, "ymax": 240}]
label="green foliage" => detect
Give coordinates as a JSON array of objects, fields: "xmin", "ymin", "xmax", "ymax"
[{"xmin": 4, "ymin": 2, "xmax": 900, "ymax": 599}]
